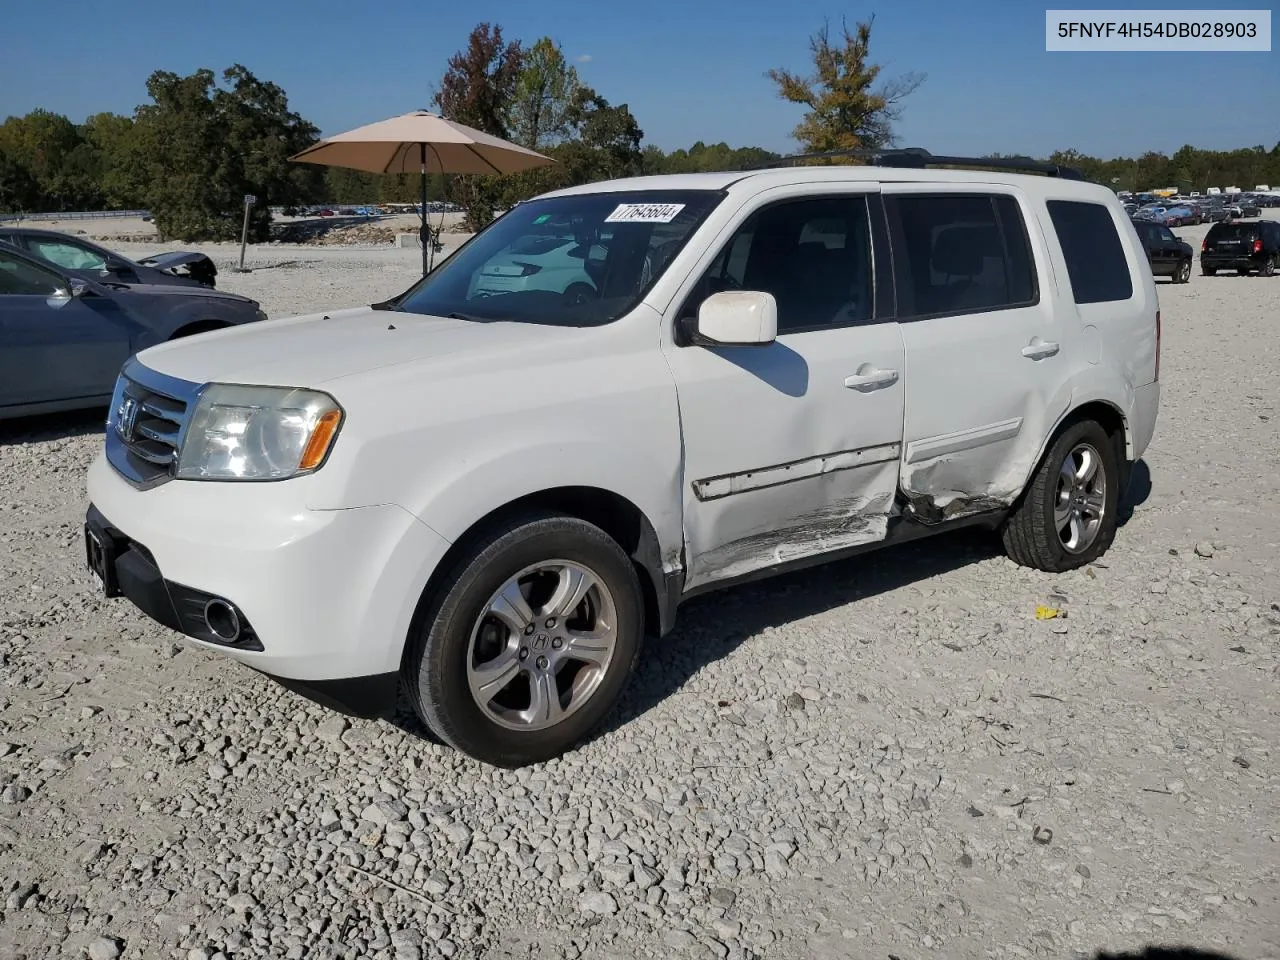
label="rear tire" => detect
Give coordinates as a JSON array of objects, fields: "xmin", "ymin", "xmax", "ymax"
[
  {"xmin": 1202, "ymin": 265, "xmax": 1216, "ymax": 276},
  {"xmin": 1262, "ymin": 256, "xmax": 1276, "ymax": 278},
  {"xmin": 404, "ymin": 511, "xmax": 644, "ymax": 767},
  {"xmin": 1002, "ymin": 420, "xmax": 1120, "ymax": 573}
]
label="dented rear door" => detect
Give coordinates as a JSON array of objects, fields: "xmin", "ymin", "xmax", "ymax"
[
  {"xmin": 882, "ymin": 185, "xmax": 1073, "ymax": 520},
  {"xmin": 662, "ymin": 185, "xmax": 906, "ymax": 590}
]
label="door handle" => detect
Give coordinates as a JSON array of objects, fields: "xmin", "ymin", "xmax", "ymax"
[
  {"xmin": 844, "ymin": 367, "xmax": 899, "ymax": 391},
  {"xmin": 1021, "ymin": 339, "xmax": 1060, "ymax": 360}
]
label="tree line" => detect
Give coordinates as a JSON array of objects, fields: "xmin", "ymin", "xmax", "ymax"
[{"xmin": 3, "ymin": 18, "xmax": 1278, "ymax": 240}]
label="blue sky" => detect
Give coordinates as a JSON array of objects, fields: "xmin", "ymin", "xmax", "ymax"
[{"xmin": 1, "ymin": 0, "xmax": 1274, "ymax": 158}]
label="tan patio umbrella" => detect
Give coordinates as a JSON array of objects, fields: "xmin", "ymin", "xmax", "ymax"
[{"xmin": 290, "ymin": 110, "xmax": 555, "ymax": 274}]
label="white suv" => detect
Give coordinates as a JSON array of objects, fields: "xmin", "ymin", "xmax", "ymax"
[{"xmin": 84, "ymin": 152, "xmax": 1160, "ymax": 767}]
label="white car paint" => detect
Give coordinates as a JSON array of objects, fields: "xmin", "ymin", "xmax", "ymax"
[{"xmin": 86, "ymin": 163, "xmax": 1160, "ymax": 692}]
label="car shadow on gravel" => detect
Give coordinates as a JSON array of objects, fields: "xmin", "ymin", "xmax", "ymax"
[
  {"xmin": 1118, "ymin": 458, "xmax": 1153, "ymax": 526},
  {"xmin": 387, "ymin": 463, "xmax": 1161, "ymax": 748},
  {"xmin": 1093, "ymin": 947, "xmax": 1242, "ymax": 960},
  {"xmin": 0, "ymin": 408, "xmax": 106, "ymax": 445},
  {"xmin": 595, "ymin": 525, "xmax": 1007, "ymax": 739}
]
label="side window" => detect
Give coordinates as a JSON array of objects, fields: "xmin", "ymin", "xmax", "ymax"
[
  {"xmin": 1159, "ymin": 227, "xmax": 1177, "ymax": 242},
  {"xmin": 29, "ymin": 239, "xmax": 106, "ymax": 271},
  {"xmin": 0, "ymin": 249, "xmax": 64, "ymax": 296},
  {"xmin": 886, "ymin": 193, "xmax": 1039, "ymax": 319},
  {"xmin": 684, "ymin": 195, "xmax": 873, "ymax": 334},
  {"xmin": 1046, "ymin": 200, "xmax": 1134, "ymax": 304}
]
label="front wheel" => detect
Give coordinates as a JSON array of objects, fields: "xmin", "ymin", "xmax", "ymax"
[
  {"xmin": 1002, "ymin": 420, "xmax": 1120, "ymax": 573},
  {"xmin": 1174, "ymin": 258, "xmax": 1191, "ymax": 283},
  {"xmin": 404, "ymin": 512, "xmax": 644, "ymax": 767}
]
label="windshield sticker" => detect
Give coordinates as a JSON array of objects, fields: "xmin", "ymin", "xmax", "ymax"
[
  {"xmin": 533, "ymin": 214, "xmax": 551, "ymax": 224},
  {"xmin": 604, "ymin": 202, "xmax": 686, "ymax": 224}
]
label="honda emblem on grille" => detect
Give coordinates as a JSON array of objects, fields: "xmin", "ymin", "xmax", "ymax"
[{"xmin": 117, "ymin": 396, "xmax": 139, "ymax": 441}]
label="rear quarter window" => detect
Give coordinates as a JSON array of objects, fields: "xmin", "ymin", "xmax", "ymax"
[{"xmin": 1046, "ymin": 200, "xmax": 1133, "ymax": 304}]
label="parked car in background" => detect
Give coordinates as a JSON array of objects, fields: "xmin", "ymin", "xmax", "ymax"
[
  {"xmin": 0, "ymin": 241, "xmax": 267, "ymax": 419},
  {"xmin": 1239, "ymin": 198, "xmax": 1262, "ymax": 218},
  {"xmin": 1200, "ymin": 219, "xmax": 1280, "ymax": 276},
  {"xmin": 1162, "ymin": 205, "xmax": 1200, "ymax": 227},
  {"xmin": 0, "ymin": 227, "xmax": 218, "ymax": 288},
  {"xmin": 1131, "ymin": 218, "xmax": 1193, "ymax": 282}
]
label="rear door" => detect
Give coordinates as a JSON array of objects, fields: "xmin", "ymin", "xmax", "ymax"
[{"xmin": 882, "ymin": 186, "xmax": 1072, "ymax": 519}]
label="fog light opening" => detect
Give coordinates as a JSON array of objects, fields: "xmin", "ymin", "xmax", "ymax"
[{"xmin": 203, "ymin": 599, "xmax": 242, "ymax": 643}]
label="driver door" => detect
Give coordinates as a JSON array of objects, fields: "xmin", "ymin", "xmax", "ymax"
[
  {"xmin": 0, "ymin": 248, "xmax": 132, "ymax": 408},
  {"xmin": 662, "ymin": 187, "xmax": 907, "ymax": 589}
]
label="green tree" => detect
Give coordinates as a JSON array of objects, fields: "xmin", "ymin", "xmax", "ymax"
[
  {"xmin": 0, "ymin": 150, "xmax": 39, "ymax": 213},
  {"xmin": 0, "ymin": 109, "xmax": 89, "ymax": 209},
  {"xmin": 510, "ymin": 37, "xmax": 581, "ymax": 150},
  {"xmin": 555, "ymin": 87, "xmax": 645, "ymax": 183},
  {"xmin": 767, "ymin": 16, "xmax": 924, "ymax": 156},
  {"xmin": 130, "ymin": 65, "xmax": 321, "ymax": 241},
  {"xmin": 82, "ymin": 112, "xmax": 141, "ymax": 208}
]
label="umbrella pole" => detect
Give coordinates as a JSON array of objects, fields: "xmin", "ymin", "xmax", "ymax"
[{"xmin": 420, "ymin": 143, "xmax": 428, "ymax": 276}]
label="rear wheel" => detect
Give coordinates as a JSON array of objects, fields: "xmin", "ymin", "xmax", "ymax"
[
  {"xmin": 1202, "ymin": 264, "xmax": 1216, "ymax": 276},
  {"xmin": 1002, "ymin": 420, "xmax": 1120, "ymax": 573},
  {"xmin": 1262, "ymin": 256, "xmax": 1276, "ymax": 278},
  {"xmin": 404, "ymin": 511, "xmax": 644, "ymax": 767}
]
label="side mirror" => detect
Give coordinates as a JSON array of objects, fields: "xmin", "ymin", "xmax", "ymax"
[
  {"xmin": 69, "ymin": 278, "xmax": 88, "ymax": 297},
  {"xmin": 693, "ymin": 291, "xmax": 777, "ymax": 346},
  {"xmin": 102, "ymin": 257, "xmax": 130, "ymax": 275}
]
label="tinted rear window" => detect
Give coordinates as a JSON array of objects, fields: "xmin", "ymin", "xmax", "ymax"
[
  {"xmin": 1046, "ymin": 200, "xmax": 1133, "ymax": 304},
  {"xmin": 1206, "ymin": 223, "xmax": 1256, "ymax": 242},
  {"xmin": 887, "ymin": 193, "xmax": 1039, "ymax": 319}
]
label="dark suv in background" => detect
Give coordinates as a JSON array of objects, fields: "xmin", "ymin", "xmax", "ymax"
[
  {"xmin": 1200, "ymin": 220, "xmax": 1280, "ymax": 276},
  {"xmin": 1131, "ymin": 217, "xmax": 1193, "ymax": 282}
]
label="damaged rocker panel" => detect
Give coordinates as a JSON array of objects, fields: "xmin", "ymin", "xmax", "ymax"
[{"xmin": 691, "ymin": 442, "xmax": 903, "ymax": 501}]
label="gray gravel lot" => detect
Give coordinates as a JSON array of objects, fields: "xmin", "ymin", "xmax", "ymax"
[{"xmin": 1, "ymin": 223, "xmax": 1278, "ymax": 960}]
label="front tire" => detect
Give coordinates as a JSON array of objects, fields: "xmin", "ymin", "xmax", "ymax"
[
  {"xmin": 404, "ymin": 511, "xmax": 644, "ymax": 767},
  {"xmin": 1002, "ymin": 420, "xmax": 1120, "ymax": 573},
  {"xmin": 1174, "ymin": 258, "xmax": 1191, "ymax": 283}
]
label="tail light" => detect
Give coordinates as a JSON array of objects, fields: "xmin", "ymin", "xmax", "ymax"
[
  {"xmin": 1154, "ymin": 309, "xmax": 1161, "ymax": 381},
  {"xmin": 1253, "ymin": 239, "xmax": 1264, "ymax": 254},
  {"xmin": 1201, "ymin": 238, "xmax": 1208, "ymax": 252},
  {"xmin": 514, "ymin": 261, "xmax": 542, "ymax": 276}
]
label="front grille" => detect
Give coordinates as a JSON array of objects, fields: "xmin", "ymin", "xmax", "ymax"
[{"xmin": 105, "ymin": 359, "xmax": 202, "ymax": 489}]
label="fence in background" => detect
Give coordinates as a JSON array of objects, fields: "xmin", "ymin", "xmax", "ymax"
[{"xmin": 0, "ymin": 209, "xmax": 152, "ymax": 223}]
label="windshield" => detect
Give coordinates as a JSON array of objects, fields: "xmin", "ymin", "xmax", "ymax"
[{"xmin": 392, "ymin": 190, "xmax": 723, "ymax": 326}]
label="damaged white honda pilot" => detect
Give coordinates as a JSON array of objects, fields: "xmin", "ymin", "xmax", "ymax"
[{"xmin": 85, "ymin": 150, "xmax": 1160, "ymax": 767}]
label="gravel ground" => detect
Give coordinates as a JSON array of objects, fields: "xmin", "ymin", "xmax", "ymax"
[{"xmin": 1, "ymin": 222, "xmax": 1278, "ymax": 960}]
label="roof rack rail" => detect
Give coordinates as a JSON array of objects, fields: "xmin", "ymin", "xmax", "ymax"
[{"xmin": 754, "ymin": 147, "xmax": 1086, "ymax": 181}]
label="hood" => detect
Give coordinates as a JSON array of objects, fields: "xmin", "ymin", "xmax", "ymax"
[
  {"xmin": 102, "ymin": 280, "xmax": 255, "ymax": 305},
  {"xmin": 135, "ymin": 251, "xmax": 212, "ymax": 269},
  {"xmin": 136, "ymin": 305, "xmax": 590, "ymax": 387}
]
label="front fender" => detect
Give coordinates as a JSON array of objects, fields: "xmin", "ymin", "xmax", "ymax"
[{"xmin": 406, "ymin": 438, "xmax": 684, "ymax": 574}]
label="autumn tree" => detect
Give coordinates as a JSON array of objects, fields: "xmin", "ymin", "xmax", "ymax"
[
  {"xmin": 434, "ymin": 22, "xmax": 525, "ymax": 228},
  {"xmin": 767, "ymin": 16, "xmax": 924, "ymax": 156}
]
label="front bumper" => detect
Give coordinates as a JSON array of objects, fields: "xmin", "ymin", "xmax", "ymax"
[{"xmin": 85, "ymin": 453, "xmax": 452, "ymax": 715}]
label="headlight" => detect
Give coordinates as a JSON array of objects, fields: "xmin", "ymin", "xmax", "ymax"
[{"xmin": 176, "ymin": 384, "xmax": 343, "ymax": 481}]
